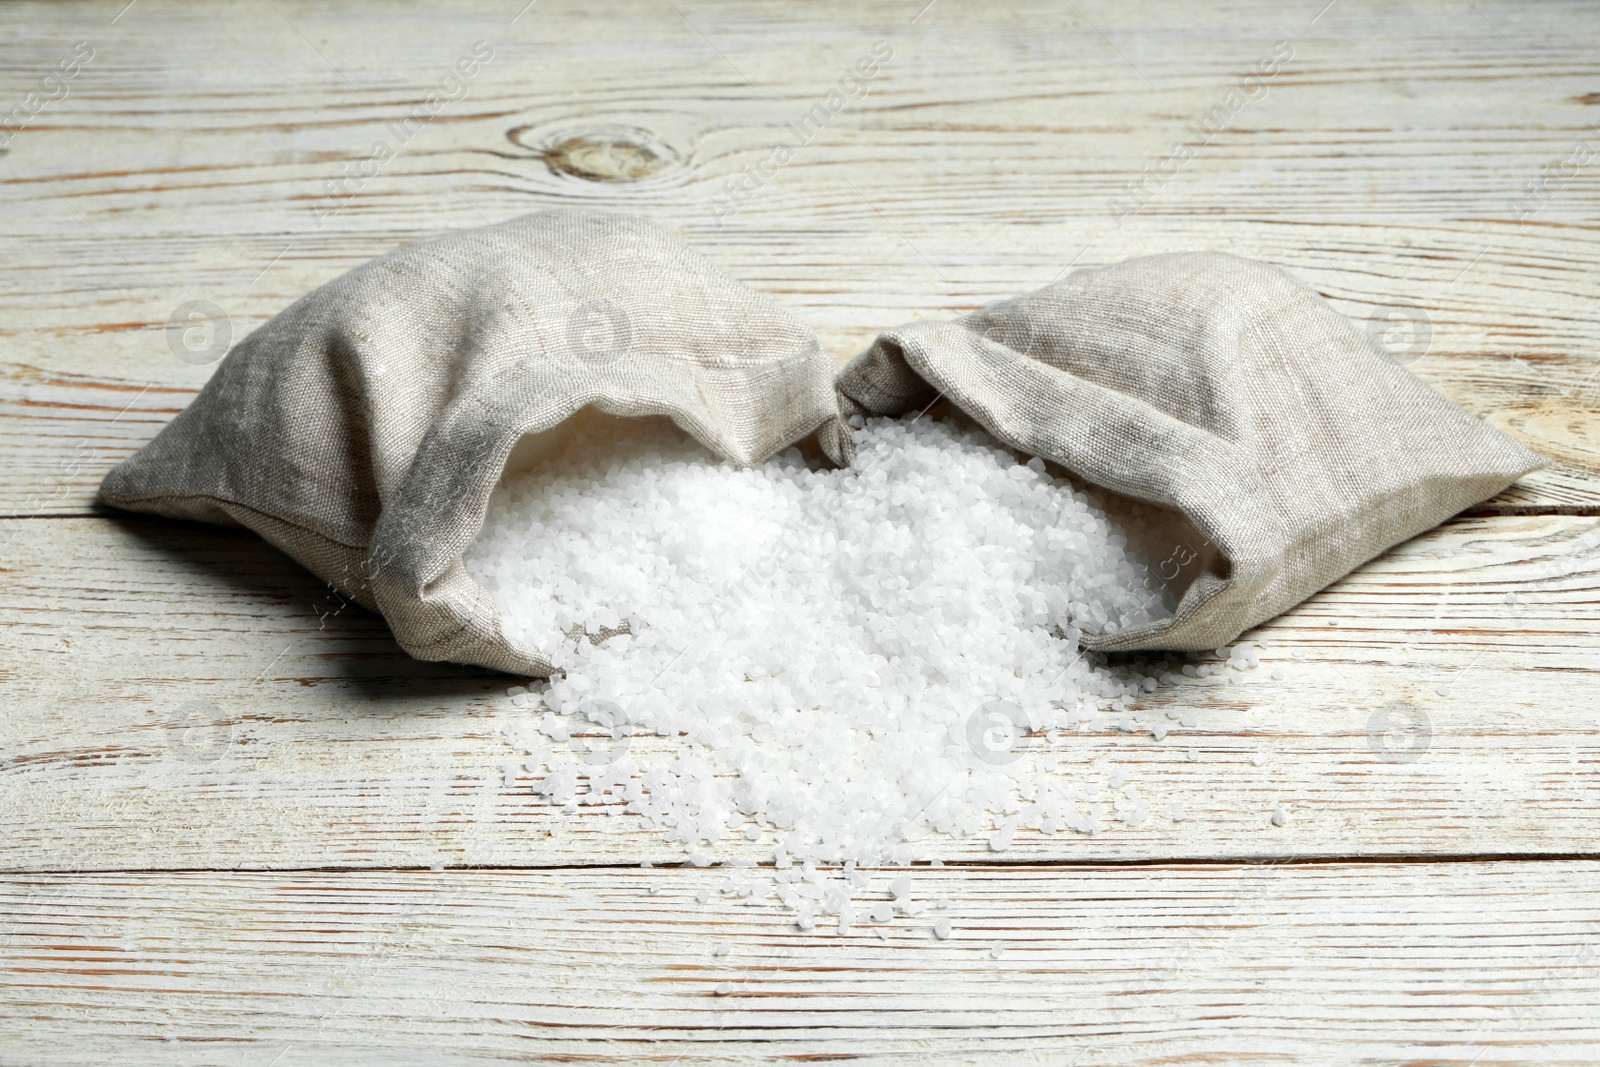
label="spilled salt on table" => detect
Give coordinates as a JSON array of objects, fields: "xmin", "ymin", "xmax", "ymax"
[{"xmin": 469, "ymin": 413, "xmax": 1261, "ymax": 929}]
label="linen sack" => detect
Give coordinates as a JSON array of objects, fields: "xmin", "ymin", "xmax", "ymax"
[
  {"xmin": 834, "ymin": 251, "xmax": 1547, "ymax": 652},
  {"xmin": 100, "ymin": 210, "xmax": 848, "ymax": 675}
]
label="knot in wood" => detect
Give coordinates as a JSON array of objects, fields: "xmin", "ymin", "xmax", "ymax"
[{"xmin": 541, "ymin": 130, "xmax": 667, "ymax": 183}]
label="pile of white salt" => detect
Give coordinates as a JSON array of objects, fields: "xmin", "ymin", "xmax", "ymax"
[{"xmin": 466, "ymin": 414, "xmax": 1266, "ymax": 930}]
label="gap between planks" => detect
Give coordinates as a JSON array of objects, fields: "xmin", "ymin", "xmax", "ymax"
[{"xmin": 11, "ymin": 853, "xmax": 1600, "ymax": 877}]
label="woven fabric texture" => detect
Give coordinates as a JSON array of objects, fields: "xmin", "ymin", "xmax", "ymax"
[
  {"xmin": 100, "ymin": 210, "xmax": 845, "ymax": 675},
  {"xmin": 835, "ymin": 251, "xmax": 1547, "ymax": 652}
]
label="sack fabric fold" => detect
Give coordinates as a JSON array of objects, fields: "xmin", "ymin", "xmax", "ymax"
[
  {"xmin": 834, "ymin": 252, "xmax": 1546, "ymax": 652},
  {"xmin": 101, "ymin": 215, "xmax": 1546, "ymax": 672}
]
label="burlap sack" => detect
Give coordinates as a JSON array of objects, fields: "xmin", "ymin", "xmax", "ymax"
[
  {"xmin": 100, "ymin": 210, "xmax": 847, "ymax": 675},
  {"xmin": 835, "ymin": 251, "xmax": 1547, "ymax": 652},
  {"xmin": 104, "ymin": 220, "xmax": 1545, "ymax": 672}
]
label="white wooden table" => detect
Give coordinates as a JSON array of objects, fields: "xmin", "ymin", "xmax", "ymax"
[{"xmin": 3, "ymin": 0, "xmax": 1598, "ymax": 1062}]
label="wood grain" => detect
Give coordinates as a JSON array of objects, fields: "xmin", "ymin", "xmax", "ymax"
[
  {"xmin": 4, "ymin": 863, "xmax": 1600, "ymax": 1065},
  {"xmin": 1, "ymin": 513, "xmax": 1594, "ymax": 871}
]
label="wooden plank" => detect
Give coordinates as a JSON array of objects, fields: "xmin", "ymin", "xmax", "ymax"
[
  {"xmin": 3, "ymin": 862, "xmax": 1600, "ymax": 1064},
  {"xmin": 1, "ymin": 513, "xmax": 1595, "ymax": 871},
  {"xmin": 1, "ymin": 0, "xmax": 1597, "ymax": 514}
]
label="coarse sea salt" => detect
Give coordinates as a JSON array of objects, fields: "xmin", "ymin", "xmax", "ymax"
[{"xmin": 469, "ymin": 413, "xmax": 1262, "ymax": 927}]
